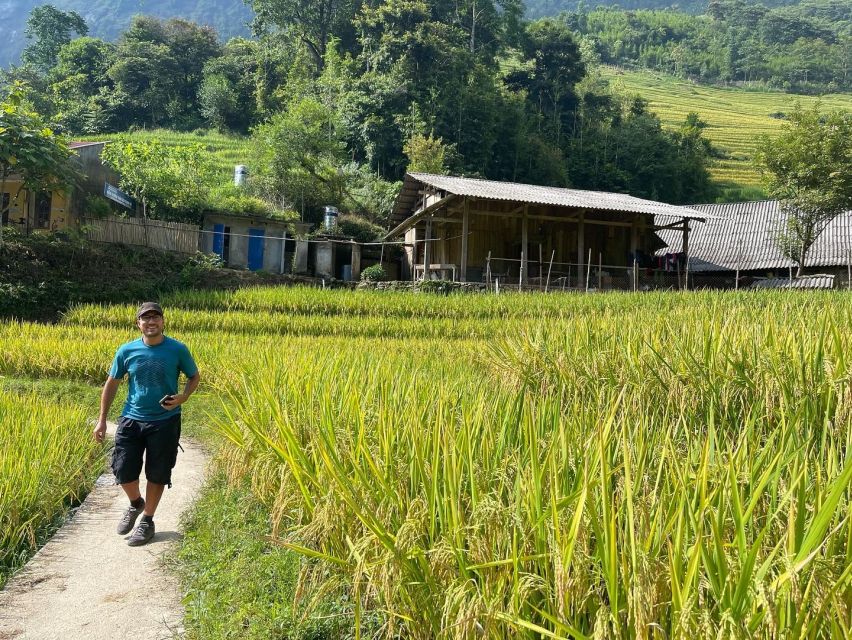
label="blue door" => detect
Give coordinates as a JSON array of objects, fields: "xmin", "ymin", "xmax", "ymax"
[
  {"xmin": 212, "ymin": 224, "xmax": 225, "ymax": 257},
  {"xmin": 248, "ymin": 228, "xmax": 265, "ymax": 271}
]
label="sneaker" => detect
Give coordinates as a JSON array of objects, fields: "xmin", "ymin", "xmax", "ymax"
[
  {"xmin": 117, "ymin": 500, "xmax": 145, "ymax": 535},
  {"xmin": 127, "ymin": 518, "xmax": 155, "ymax": 546}
]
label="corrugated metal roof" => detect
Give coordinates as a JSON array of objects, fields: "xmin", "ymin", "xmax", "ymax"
[
  {"xmin": 657, "ymin": 200, "xmax": 852, "ymax": 272},
  {"xmin": 749, "ymin": 274, "xmax": 836, "ymax": 289},
  {"xmin": 69, "ymin": 141, "xmax": 106, "ymax": 149},
  {"xmin": 390, "ymin": 173, "xmax": 712, "ymax": 227}
]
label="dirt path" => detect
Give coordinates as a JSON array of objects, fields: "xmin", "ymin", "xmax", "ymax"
[{"xmin": 0, "ymin": 422, "xmax": 208, "ymax": 640}]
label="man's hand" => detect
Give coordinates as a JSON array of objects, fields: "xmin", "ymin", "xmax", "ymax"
[
  {"xmin": 93, "ymin": 419, "xmax": 108, "ymax": 443},
  {"xmin": 161, "ymin": 394, "xmax": 187, "ymax": 410}
]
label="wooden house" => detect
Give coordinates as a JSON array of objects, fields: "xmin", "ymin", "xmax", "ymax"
[{"xmin": 387, "ymin": 173, "xmax": 712, "ymax": 287}]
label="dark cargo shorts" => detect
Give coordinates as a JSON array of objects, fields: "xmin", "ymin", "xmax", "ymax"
[{"xmin": 112, "ymin": 414, "xmax": 182, "ymax": 487}]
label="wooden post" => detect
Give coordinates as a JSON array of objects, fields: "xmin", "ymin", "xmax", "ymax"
[
  {"xmin": 788, "ymin": 263, "xmax": 793, "ymax": 284},
  {"xmin": 460, "ymin": 199, "xmax": 469, "ymax": 282},
  {"xmin": 577, "ymin": 212, "xmax": 585, "ymax": 288},
  {"xmin": 598, "ymin": 252, "xmax": 602, "ymax": 290},
  {"xmin": 847, "ymin": 252, "xmax": 851, "ymax": 291},
  {"xmin": 521, "ymin": 205, "xmax": 529, "ymax": 286},
  {"xmin": 735, "ymin": 241, "xmax": 741, "ymax": 291},
  {"xmin": 630, "ymin": 215, "xmax": 639, "ymax": 255},
  {"xmin": 486, "ymin": 250, "xmax": 492, "ymax": 289},
  {"xmin": 519, "ymin": 251, "xmax": 524, "ymax": 292},
  {"xmin": 538, "ymin": 243, "xmax": 543, "ymax": 287},
  {"xmin": 585, "ymin": 248, "xmax": 592, "ymax": 292},
  {"xmin": 545, "ymin": 250, "xmax": 555, "ymax": 293},
  {"xmin": 423, "ymin": 221, "xmax": 431, "ymax": 281},
  {"xmin": 403, "ymin": 227, "xmax": 416, "ymax": 281},
  {"xmin": 682, "ymin": 217, "xmax": 690, "ymax": 291}
]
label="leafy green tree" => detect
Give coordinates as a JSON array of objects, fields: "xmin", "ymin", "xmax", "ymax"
[
  {"xmin": 101, "ymin": 139, "xmax": 213, "ymax": 223},
  {"xmin": 249, "ymin": 0, "xmax": 359, "ymax": 73},
  {"xmin": 0, "ymin": 85, "xmax": 78, "ymax": 245},
  {"xmin": 49, "ymin": 37, "xmax": 117, "ymax": 133},
  {"xmin": 251, "ymin": 96, "xmax": 348, "ymax": 221},
  {"xmin": 755, "ymin": 103, "xmax": 852, "ymax": 275},
  {"xmin": 507, "ymin": 19, "xmax": 585, "ymax": 145},
  {"xmin": 108, "ymin": 17, "xmax": 221, "ymax": 129},
  {"xmin": 21, "ymin": 5, "xmax": 88, "ymax": 74},
  {"xmin": 199, "ymin": 39, "xmax": 263, "ymax": 133},
  {"xmin": 403, "ymin": 133, "xmax": 451, "ymax": 174}
]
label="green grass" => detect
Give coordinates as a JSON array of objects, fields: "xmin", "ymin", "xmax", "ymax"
[
  {"xmin": 173, "ymin": 471, "xmax": 353, "ymax": 640},
  {"xmin": 603, "ymin": 66, "xmax": 852, "ymax": 198}
]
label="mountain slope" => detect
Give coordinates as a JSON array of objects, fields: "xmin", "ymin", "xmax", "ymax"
[{"xmin": 0, "ymin": 0, "xmax": 254, "ymax": 67}]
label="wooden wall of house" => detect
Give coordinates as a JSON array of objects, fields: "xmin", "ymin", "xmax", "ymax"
[{"xmin": 413, "ymin": 207, "xmax": 643, "ymax": 282}]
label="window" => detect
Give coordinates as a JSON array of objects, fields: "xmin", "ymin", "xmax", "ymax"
[{"xmin": 35, "ymin": 191, "xmax": 52, "ymax": 229}]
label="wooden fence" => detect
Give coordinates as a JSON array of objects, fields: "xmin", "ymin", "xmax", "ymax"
[{"xmin": 83, "ymin": 216, "xmax": 200, "ymax": 254}]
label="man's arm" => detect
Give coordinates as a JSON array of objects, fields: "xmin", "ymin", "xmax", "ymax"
[
  {"xmin": 163, "ymin": 372, "xmax": 201, "ymax": 409},
  {"xmin": 93, "ymin": 376, "xmax": 122, "ymax": 442}
]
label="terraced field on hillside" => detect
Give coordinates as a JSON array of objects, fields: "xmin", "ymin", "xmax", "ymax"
[
  {"xmin": 87, "ymin": 130, "xmax": 252, "ymax": 184},
  {"xmin": 604, "ymin": 67, "xmax": 852, "ymax": 197}
]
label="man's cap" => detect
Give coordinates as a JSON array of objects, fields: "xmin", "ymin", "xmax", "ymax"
[{"xmin": 136, "ymin": 302, "xmax": 164, "ymax": 319}]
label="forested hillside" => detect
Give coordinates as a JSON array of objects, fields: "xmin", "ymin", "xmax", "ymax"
[
  {"xmin": 527, "ymin": 0, "xmax": 825, "ymax": 17},
  {"xmin": 0, "ymin": 0, "xmax": 252, "ymax": 67},
  {"xmin": 567, "ymin": 0, "xmax": 851, "ymax": 94}
]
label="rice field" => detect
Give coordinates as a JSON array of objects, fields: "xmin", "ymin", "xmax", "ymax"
[
  {"xmin": 2, "ymin": 286, "xmax": 850, "ymax": 637},
  {"xmin": 0, "ymin": 393, "xmax": 103, "ymax": 587},
  {"xmin": 604, "ymin": 67, "xmax": 852, "ymax": 195}
]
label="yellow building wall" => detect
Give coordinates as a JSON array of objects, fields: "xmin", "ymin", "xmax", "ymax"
[{"xmin": 1, "ymin": 178, "xmax": 73, "ymax": 231}]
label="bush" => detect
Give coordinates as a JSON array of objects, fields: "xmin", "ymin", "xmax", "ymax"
[
  {"xmin": 337, "ymin": 214, "xmax": 385, "ymax": 243},
  {"xmin": 360, "ymin": 264, "xmax": 387, "ymax": 282},
  {"xmin": 83, "ymin": 194, "xmax": 112, "ymax": 218},
  {"xmin": 206, "ymin": 184, "xmax": 298, "ymax": 221}
]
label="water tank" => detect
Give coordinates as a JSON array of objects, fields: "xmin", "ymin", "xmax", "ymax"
[
  {"xmin": 234, "ymin": 165, "xmax": 248, "ymax": 187},
  {"xmin": 324, "ymin": 206, "xmax": 339, "ymax": 232}
]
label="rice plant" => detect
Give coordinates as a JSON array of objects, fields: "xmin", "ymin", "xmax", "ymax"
[
  {"xmin": 2, "ymin": 287, "xmax": 850, "ymax": 636},
  {"xmin": 0, "ymin": 393, "xmax": 103, "ymax": 586}
]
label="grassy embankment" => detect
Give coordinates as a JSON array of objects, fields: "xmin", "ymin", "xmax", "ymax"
[
  {"xmin": 2, "ymin": 286, "xmax": 850, "ymax": 638},
  {"xmin": 604, "ymin": 67, "xmax": 852, "ymax": 200}
]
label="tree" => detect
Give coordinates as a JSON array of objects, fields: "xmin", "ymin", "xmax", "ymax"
[
  {"xmin": 49, "ymin": 37, "xmax": 117, "ymax": 133},
  {"xmin": 22, "ymin": 5, "xmax": 88, "ymax": 73},
  {"xmin": 100, "ymin": 139, "xmax": 213, "ymax": 223},
  {"xmin": 249, "ymin": 0, "xmax": 359, "ymax": 74},
  {"xmin": 0, "ymin": 84, "xmax": 78, "ymax": 245},
  {"xmin": 251, "ymin": 96, "xmax": 348, "ymax": 221},
  {"xmin": 755, "ymin": 103, "xmax": 852, "ymax": 276},
  {"xmin": 403, "ymin": 133, "xmax": 451, "ymax": 174}
]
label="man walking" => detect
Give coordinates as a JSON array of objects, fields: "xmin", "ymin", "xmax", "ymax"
[{"xmin": 93, "ymin": 302, "xmax": 200, "ymax": 546}]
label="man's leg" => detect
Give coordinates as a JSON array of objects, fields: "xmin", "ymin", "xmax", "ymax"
[
  {"xmin": 143, "ymin": 482, "xmax": 166, "ymax": 516},
  {"xmin": 120, "ymin": 480, "xmax": 142, "ymax": 502}
]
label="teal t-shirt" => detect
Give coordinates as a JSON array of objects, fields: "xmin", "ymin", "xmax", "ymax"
[{"xmin": 109, "ymin": 336, "xmax": 198, "ymax": 421}]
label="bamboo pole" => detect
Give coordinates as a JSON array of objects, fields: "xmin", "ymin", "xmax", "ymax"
[
  {"xmin": 545, "ymin": 250, "xmax": 555, "ymax": 293},
  {"xmin": 519, "ymin": 251, "xmax": 524, "ymax": 292},
  {"xmin": 585, "ymin": 248, "xmax": 592, "ymax": 292}
]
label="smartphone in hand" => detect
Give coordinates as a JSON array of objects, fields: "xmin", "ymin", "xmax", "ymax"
[{"xmin": 159, "ymin": 395, "xmax": 175, "ymax": 407}]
